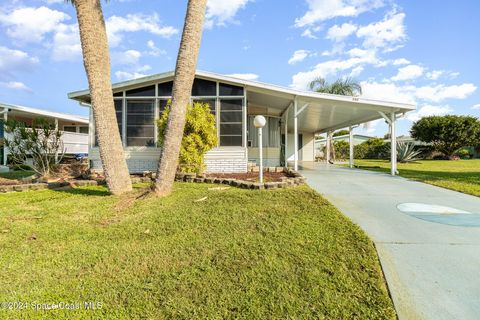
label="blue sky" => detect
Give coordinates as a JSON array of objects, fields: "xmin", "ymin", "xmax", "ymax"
[{"xmin": 1, "ymin": 0, "xmax": 479, "ymax": 136}]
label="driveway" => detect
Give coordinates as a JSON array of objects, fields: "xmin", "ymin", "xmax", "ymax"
[{"xmin": 300, "ymin": 163, "xmax": 480, "ymax": 320}]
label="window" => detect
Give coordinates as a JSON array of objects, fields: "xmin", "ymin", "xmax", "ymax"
[
  {"xmin": 158, "ymin": 99, "xmax": 170, "ymax": 117},
  {"xmin": 191, "ymin": 78, "xmax": 216, "ymax": 96},
  {"xmin": 193, "ymin": 99, "xmax": 216, "ymax": 115},
  {"xmin": 219, "ymin": 83, "xmax": 244, "ymax": 96},
  {"xmin": 63, "ymin": 126, "xmax": 77, "ymax": 133},
  {"xmin": 219, "ymin": 99, "xmax": 243, "ymax": 146},
  {"xmin": 79, "ymin": 126, "xmax": 89, "ymax": 134},
  {"xmin": 126, "ymin": 85, "xmax": 155, "ymax": 97},
  {"xmin": 126, "ymin": 100, "xmax": 155, "ymax": 146},
  {"xmin": 247, "ymin": 116, "xmax": 280, "ymax": 148},
  {"xmin": 158, "ymin": 81, "xmax": 173, "ymax": 96},
  {"xmin": 113, "ymin": 91, "xmax": 123, "ymax": 97}
]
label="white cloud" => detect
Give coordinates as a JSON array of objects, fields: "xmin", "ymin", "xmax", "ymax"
[
  {"xmin": 361, "ymin": 81, "xmax": 477, "ymax": 104},
  {"xmin": 106, "ymin": 13, "xmax": 178, "ymax": 47},
  {"xmin": 291, "ymin": 48, "xmax": 377, "ymax": 89},
  {"xmin": 406, "ymin": 105, "xmax": 453, "ymax": 122},
  {"xmin": 326, "ymin": 23, "xmax": 357, "ymax": 41},
  {"xmin": 52, "ymin": 24, "xmax": 81, "ymax": 61},
  {"xmin": 472, "ymin": 104, "xmax": 480, "ymax": 110},
  {"xmin": 295, "ymin": 0, "xmax": 384, "ymax": 27},
  {"xmin": 301, "ymin": 28, "xmax": 318, "ymax": 39},
  {"xmin": 426, "ymin": 70, "xmax": 443, "ymax": 80},
  {"xmin": 392, "ymin": 58, "xmax": 410, "ymax": 65},
  {"xmin": 288, "ymin": 50, "xmax": 311, "ymax": 65},
  {"xmin": 226, "ymin": 73, "xmax": 259, "ymax": 81},
  {"xmin": 356, "ymin": 11, "xmax": 406, "ymax": 50},
  {"xmin": 349, "ymin": 66, "xmax": 364, "ymax": 77},
  {"xmin": 146, "ymin": 40, "xmax": 166, "ymax": 57},
  {"xmin": 0, "ymin": 46, "xmax": 39, "ymax": 79},
  {"xmin": 391, "ymin": 64, "xmax": 424, "ymax": 81},
  {"xmin": 111, "ymin": 50, "xmax": 142, "ymax": 65},
  {"xmin": 0, "ymin": 81, "xmax": 31, "ymax": 92},
  {"xmin": 0, "ymin": 6, "xmax": 70, "ymax": 43},
  {"xmin": 205, "ymin": 0, "xmax": 251, "ymax": 28}
]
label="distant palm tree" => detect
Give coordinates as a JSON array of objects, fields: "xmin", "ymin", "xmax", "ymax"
[
  {"xmin": 309, "ymin": 77, "xmax": 362, "ymax": 96},
  {"xmin": 68, "ymin": 0, "xmax": 132, "ymax": 195},
  {"xmin": 309, "ymin": 77, "xmax": 362, "ymax": 163},
  {"xmin": 153, "ymin": 0, "xmax": 207, "ymax": 196}
]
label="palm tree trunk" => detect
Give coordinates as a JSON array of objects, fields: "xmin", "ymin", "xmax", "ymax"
[
  {"xmin": 73, "ymin": 0, "xmax": 132, "ymax": 195},
  {"xmin": 153, "ymin": 0, "xmax": 207, "ymax": 196}
]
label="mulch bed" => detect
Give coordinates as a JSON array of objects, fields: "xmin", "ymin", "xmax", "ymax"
[
  {"xmin": 206, "ymin": 172, "xmax": 291, "ymax": 182},
  {"xmin": 0, "ymin": 178, "xmax": 22, "ymax": 186}
]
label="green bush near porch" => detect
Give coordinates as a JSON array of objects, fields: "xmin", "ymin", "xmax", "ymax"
[{"xmin": 0, "ymin": 183, "xmax": 395, "ymax": 319}]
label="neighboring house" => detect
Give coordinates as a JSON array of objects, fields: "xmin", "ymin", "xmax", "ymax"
[
  {"xmin": 0, "ymin": 102, "xmax": 89, "ymax": 166},
  {"xmin": 315, "ymin": 134, "xmax": 374, "ymax": 157},
  {"xmin": 68, "ymin": 70, "xmax": 414, "ymax": 173}
]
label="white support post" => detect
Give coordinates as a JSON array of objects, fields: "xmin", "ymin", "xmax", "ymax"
[
  {"xmin": 349, "ymin": 126, "xmax": 354, "ymax": 168},
  {"xmin": 326, "ymin": 131, "xmax": 331, "ymax": 164},
  {"xmin": 293, "ymin": 97, "xmax": 298, "ymax": 171},
  {"xmin": 258, "ymin": 126, "xmax": 263, "ymax": 183},
  {"xmin": 2, "ymin": 111, "xmax": 7, "ymax": 166},
  {"xmin": 54, "ymin": 118, "xmax": 59, "ymax": 163},
  {"xmin": 284, "ymin": 111, "xmax": 288, "ymax": 168},
  {"xmin": 391, "ymin": 112, "xmax": 397, "ymax": 176}
]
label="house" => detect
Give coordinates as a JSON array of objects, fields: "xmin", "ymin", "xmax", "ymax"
[
  {"xmin": 0, "ymin": 102, "xmax": 89, "ymax": 167},
  {"xmin": 68, "ymin": 70, "xmax": 415, "ymax": 174},
  {"xmin": 315, "ymin": 133, "xmax": 375, "ymax": 157}
]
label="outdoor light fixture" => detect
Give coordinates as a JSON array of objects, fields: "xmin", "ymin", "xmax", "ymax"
[{"xmin": 253, "ymin": 115, "xmax": 266, "ymax": 183}]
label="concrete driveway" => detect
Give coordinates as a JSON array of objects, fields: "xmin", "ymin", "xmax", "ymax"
[{"xmin": 300, "ymin": 163, "xmax": 480, "ymax": 320}]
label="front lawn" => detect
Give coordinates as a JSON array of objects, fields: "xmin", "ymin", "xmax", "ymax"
[
  {"xmin": 352, "ymin": 159, "xmax": 480, "ymax": 197},
  {"xmin": 0, "ymin": 183, "xmax": 395, "ymax": 319}
]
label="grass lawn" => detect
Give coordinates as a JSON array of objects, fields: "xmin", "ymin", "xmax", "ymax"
[
  {"xmin": 0, "ymin": 170, "xmax": 35, "ymax": 180},
  {"xmin": 0, "ymin": 183, "xmax": 395, "ymax": 319},
  {"xmin": 352, "ymin": 159, "xmax": 480, "ymax": 197}
]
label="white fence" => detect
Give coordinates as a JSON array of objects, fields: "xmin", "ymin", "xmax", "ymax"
[{"xmin": 61, "ymin": 131, "xmax": 89, "ymax": 154}]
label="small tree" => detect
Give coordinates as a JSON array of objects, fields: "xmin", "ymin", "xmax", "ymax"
[
  {"xmin": 410, "ymin": 115, "xmax": 480, "ymax": 158},
  {"xmin": 157, "ymin": 102, "xmax": 217, "ymax": 173},
  {"xmin": 4, "ymin": 118, "xmax": 65, "ymax": 177},
  {"xmin": 333, "ymin": 129, "xmax": 349, "ymax": 137},
  {"xmin": 333, "ymin": 140, "xmax": 349, "ymax": 160}
]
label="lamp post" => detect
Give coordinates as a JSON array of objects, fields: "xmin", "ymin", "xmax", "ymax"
[{"xmin": 253, "ymin": 115, "xmax": 266, "ymax": 183}]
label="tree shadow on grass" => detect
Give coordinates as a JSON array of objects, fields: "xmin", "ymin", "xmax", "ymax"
[{"xmin": 50, "ymin": 186, "xmax": 111, "ymax": 197}]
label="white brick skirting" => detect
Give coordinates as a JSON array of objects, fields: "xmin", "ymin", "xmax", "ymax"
[
  {"xmin": 204, "ymin": 158, "xmax": 247, "ymax": 173},
  {"xmin": 91, "ymin": 159, "xmax": 158, "ymax": 173}
]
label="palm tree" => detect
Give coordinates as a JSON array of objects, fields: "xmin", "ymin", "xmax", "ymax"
[
  {"xmin": 69, "ymin": 0, "xmax": 132, "ymax": 195},
  {"xmin": 309, "ymin": 77, "xmax": 362, "ymax": 163},
  {"xmin": 309, "ymin": 77, "xmax": 362, "ymax": 96},
  {"xmin": 153, "ymin": 0, "xmax": 207, "ymax": 196}
]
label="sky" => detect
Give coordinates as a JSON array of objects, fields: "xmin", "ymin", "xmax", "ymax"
[{"xmin": 0, "ymin": 0, "xmax": 479, "ymax": 136}]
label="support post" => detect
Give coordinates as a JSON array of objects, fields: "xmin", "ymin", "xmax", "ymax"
[
  {"xmin": 2, "ymin": 111, "xmax": 7, "ymax": 166},
  {"xmin": 349, "ymin": 126, "xmax": 354, "ymax": 168},
  {"xmin": 284, "ymin": 112, "xmax": 288, "ymax": 168},
  {"xmin": 326, "ymin": 131, "xmax": 331, "ymax": 164},
  {"xmin": 390, "ymin": 112, "xmax": 397, "ymax": 176},
  {"xmin": 293, "ymin": 97, "xmax": 298, "ymax": 171},
  {"xmin": 258, "ymin": 127, "xmax": 263, "ymax": 183},
  {"xmin": 54, "ymin": 118, "xmax": 59, "ymax": 163}
]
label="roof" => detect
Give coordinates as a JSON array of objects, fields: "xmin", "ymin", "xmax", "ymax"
[
  {"xmin": 315, "ymin": 134, "xmax": 376, "ymax": 143},
  {"xmin": 68, "ymin": 70, "xmax": 415, "ymax": 133},
  {"xmin": 0, "ymin": 102, "xmax": 89, "ymax": 124}
]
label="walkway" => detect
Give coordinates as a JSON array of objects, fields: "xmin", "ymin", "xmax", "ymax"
[{"xmin": 300, "ymin": 163, "xmax": 480, "ymax": 320}]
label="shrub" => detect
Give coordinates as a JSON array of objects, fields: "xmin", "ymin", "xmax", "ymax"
[
  {"xmin": 157, "ymin": 101, "xmax": 218, "ymax": 173},
  {"xmin": 333, "ymin": 140, "xmax": 350, "ymax": 160},
  {"xmin": 455, "ymin": 148, "xmax": 472, "ymax": 159},
  {"xmin": 4, "ymin": 118, "xmax": 64, "ymax": 178},
  {"xmin": 354, "ymin": 138, "xmax": 388, "ymax": 159},
  {"xmin": 395, "ymin": 142, "xmax": 422, "ymax": 163},
  {"xmin": 411, "ymin": 115, "xmax": 480, "ymax": 158}
]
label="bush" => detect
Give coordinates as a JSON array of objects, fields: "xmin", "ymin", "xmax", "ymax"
[
  {"xmin": 333, "ymin": 140, "xmax": 350, "ymax": 160},
  {"xmin": 455, "ymin": 148, "xmax": 472, "ymax": 159},
  {"xmin": 4, "ymin": 118, "xmax": 64, "ymax": 178},
  {"xmin": 411, "ymin": 115, "xmax": 480, "ymax": 158},
  {"xmin": 12, "ymin": 164, "xmax": 34, "ymax": 171},
  {"xmin": 354, "ymin": 138, "xmax": 389, "ymax": 159},
  {"xmin": 157, "ymin": 101, "xmax": 218, "ymax": 173}
]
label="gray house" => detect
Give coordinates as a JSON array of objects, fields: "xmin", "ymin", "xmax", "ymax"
[{"xmin": 68, "ymin": 70, "xmax": 414, "ymax": 174}]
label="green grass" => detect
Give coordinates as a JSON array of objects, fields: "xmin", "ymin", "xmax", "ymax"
[
  {"xmin": 0, "ymin": 183, "xmax": 395, "ymax": 319},
  {"xmin": 0, "ymin": 170, "xmax": 35, "ymax": 180},
  {"xmin": 352, "ymin": 159, "xmax": 480, "ymax": 197}
]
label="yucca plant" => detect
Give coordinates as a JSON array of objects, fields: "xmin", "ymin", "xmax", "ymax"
[{"xmin": 395, "ymin": 141, "xmax": 422, "ymax": 163}]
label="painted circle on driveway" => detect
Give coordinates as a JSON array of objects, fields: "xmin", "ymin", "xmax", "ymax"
[{"xmin": 397, "ymin": 203, "xmax": 480, "ymax": 227}]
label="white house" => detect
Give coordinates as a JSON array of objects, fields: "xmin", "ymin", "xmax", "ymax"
[
  {"xmin": 68, "ymin": 70, "xmax": 415, "ymax": 174},
  {"xmin": 0, "ymin": 102, "xmax": 89, "ymax": 166}
]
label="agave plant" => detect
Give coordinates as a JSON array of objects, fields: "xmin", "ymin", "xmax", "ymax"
[{"xmin": 395, "ymin": 141, "xmax": 422, "ymax": 163}]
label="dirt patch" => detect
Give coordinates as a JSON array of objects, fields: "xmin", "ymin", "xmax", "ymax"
[
  {"xmin": 0, "ymin": 178, "xmax": 21, "ymax": 186},
  {"xmin": 207, "ymin": 172, "xmax": 291, "ymax": 182}
]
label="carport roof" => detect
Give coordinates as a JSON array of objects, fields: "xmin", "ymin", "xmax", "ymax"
[{"xmin": 68, "ymin": 70, "xmax": 415, "ymax": 133}]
